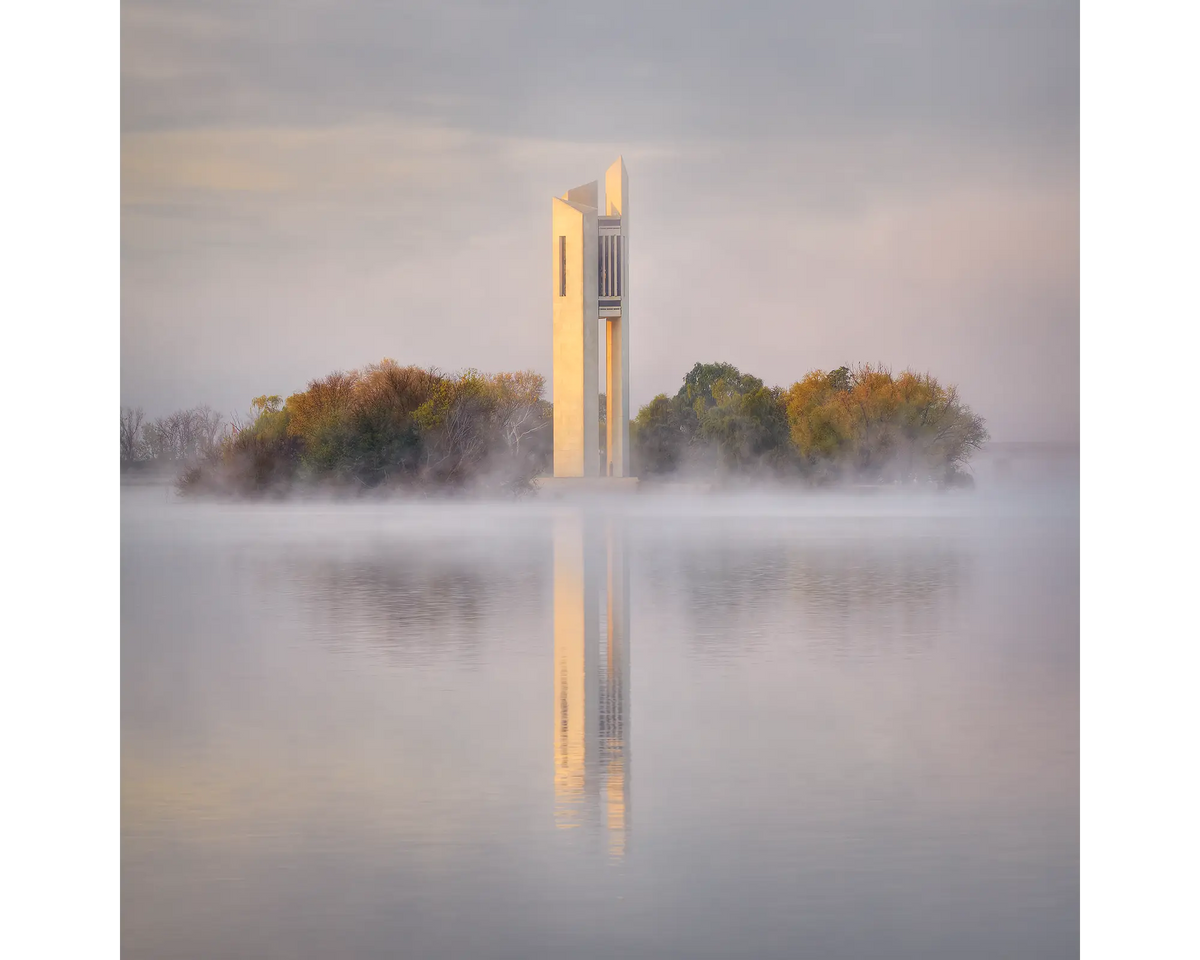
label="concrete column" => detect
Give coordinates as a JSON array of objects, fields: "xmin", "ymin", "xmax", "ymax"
[
  {"xmin": 606, "ymin": 317, "xmax": 629, "ymax": 477},
  {"xmin": 605, "ymin": 157, "xmax": 631, "ymax": 478},
  {"xmin": 552, "ymin": 191, "xmax": 599, "ymax": 478}
]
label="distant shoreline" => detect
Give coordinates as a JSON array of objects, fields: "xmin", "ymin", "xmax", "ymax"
[
  {"xmin": 120, "ymin": 463, "xmax": 183, "ymax": 485},
  {"xmin": 979, "ymin": 441, "xmax": 1079, "ymax": 457},
  {"xmin": 120, "ymin": 440, "xmax": 1078, "ymax": 492}
]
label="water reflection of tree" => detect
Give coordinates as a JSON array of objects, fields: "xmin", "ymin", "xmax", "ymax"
[
  {"xmin": 257, "ymin": 542, "xmax": 550, "ymax": 667},
  {"xmin": 637, "ymin": 532, "xmax": 969, "ymax": 663}
]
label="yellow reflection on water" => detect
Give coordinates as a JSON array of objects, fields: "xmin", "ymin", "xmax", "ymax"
[
  {"xmin": 553, "ymin": 514, "xmax": 631, "ymax": 857},
  {"xmin": 553, "ymin": 514, "xmax": 593, "ymax": 828}
]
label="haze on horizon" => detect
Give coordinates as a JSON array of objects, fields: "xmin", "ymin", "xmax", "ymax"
[{"xmin": 121, "ymin": 0, "xmax": 1079, "ymax": 444}]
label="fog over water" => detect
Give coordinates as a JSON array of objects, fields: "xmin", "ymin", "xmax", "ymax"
[{"xmin": 122, "ymin": 470, "xmax": 1078, "ymax": 959}]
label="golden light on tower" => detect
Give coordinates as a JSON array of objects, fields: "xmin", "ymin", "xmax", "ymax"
[{"xmin": 551, "ymin": 158, "xmax": 630, "ymax": 479}]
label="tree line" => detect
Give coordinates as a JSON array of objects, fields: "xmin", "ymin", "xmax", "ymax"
[
  {"xmin": 120, "ymin": 358, "xmax": 986, "ymax": 495},
  {"xmin": 633, "ymin": 361, "xmax": 987, "ymax": 486},
  {"xmin": 120, "ymin": 405, "xmax": 226, "ymax": 470}
]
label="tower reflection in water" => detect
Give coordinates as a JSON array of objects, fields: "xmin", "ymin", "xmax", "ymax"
[{"xmin": 552, "ymin": 512, "xmax": 630, "ymax": 857}]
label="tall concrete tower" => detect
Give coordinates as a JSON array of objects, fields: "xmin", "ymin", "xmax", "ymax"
[{"xmin": 551, "ymin": 158, "xmax": 630, "ymax": 478}]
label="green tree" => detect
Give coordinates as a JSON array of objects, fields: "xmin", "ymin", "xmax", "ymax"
[
  {"xmin": 632, "ymin": 393, "xmax": 690, "ymax": 475},
  {"xmin": 634, "ymin": 362, "xmax": 794, "ymax": 478}
]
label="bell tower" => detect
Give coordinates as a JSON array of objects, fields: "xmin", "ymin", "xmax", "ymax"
[{"xmin": 551, "ymin": 158, "xmax": 630, "ymax": 478}]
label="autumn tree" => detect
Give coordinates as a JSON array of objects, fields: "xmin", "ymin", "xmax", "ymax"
[
  {"xmin": 490, "ymin": 371, "xmax": 550, "ymax": 456},
  {"xmin": 284, "ymin": 372, "xmax": 360, "ymax": 477},
  {"xmin": 343, "ymin": 361, "xmax": 443, "ymax": 484},
  {"xmin": 413, "ymin": 369, "xmax": 550, "ymax": 490},
  {"xmin": 784, "ymin": 364, "xmax": 987, "ymax": 483},
  {"xmin": 180, "ymin": 395, "xmax": 295, "ymax": 495},
  {"xmin": 175, "ymin": 356, "xmax": 987, "ymax": 495},
  {"xmin": 635, "ymin": 361, "xmax": 987, "ymax": 485}
]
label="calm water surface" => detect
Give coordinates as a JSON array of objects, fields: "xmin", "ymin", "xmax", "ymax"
[{"xmin": 122, "ymin": 482, "xmax": 1078, "ymax": 959}]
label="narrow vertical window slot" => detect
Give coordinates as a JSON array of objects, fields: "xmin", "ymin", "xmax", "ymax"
[
  {"xmin": 603, "ymin": 235, "xmax": 610, "ymax": 297},
  {"xmin": 608, "ymin": 236, "xmax": 614, "ymax": 296},
  {"xmin": 559, "ymin": 236, "xmax": 566, "ymax": 297}
]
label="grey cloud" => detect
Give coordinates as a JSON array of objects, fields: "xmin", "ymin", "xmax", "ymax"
[{"xmin": 124, "ymin": 1, "xmax": 1078, "ymax": 144}]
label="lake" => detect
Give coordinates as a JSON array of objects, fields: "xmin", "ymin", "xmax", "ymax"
[{"xmin": 121, "ymin": 478, "xmax": 1078, "ymax": 959}]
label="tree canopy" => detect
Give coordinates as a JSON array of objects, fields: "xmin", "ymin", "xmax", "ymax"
[
  {"xmin": 175, "ymin": 360, "xmax": 552, "ymax": 496},
  {"xmin": 124, "ymin": 357, "xmax": 987, "ymax": 495},
  {"xmin": 633, "ymin": 361, "xmax": 986, "ymax": 485}
]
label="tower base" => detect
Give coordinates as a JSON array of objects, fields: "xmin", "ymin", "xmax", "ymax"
[{"xmin": 534, "ymin": 477, "xmax": 640, "ymax": 499}]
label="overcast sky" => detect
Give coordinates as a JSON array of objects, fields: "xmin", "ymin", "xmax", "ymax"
[{"xmin": 122, "ymin": 0, "xmax": 1078, "ymax": 442}]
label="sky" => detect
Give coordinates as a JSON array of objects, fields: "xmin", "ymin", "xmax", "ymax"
[{"xmin": 121, "ymin": 0, "xmax": 1078, "ymax": 442}]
